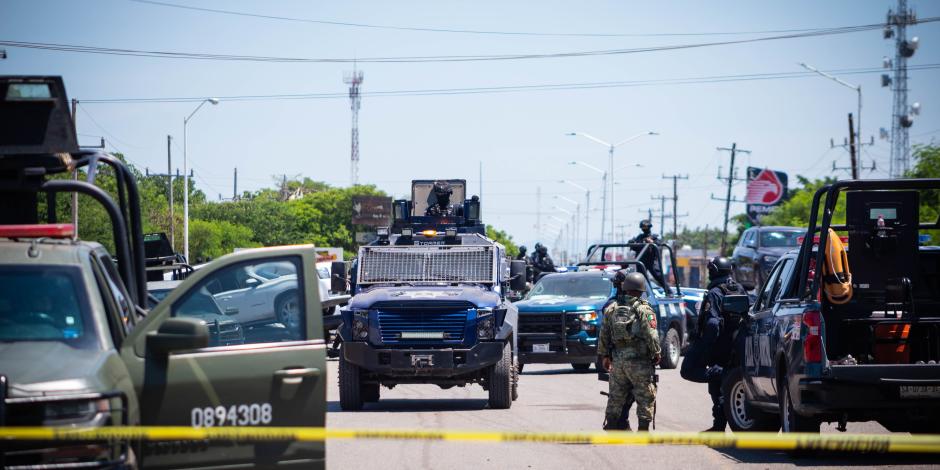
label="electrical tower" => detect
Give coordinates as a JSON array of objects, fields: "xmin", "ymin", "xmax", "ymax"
[
  {"xmin": 344, "ymin": 68, "xmax": 364, "ymax": 186},
  {"xmin": 883, "ymin": 0, "xmax": 920, "ymax": 178}
]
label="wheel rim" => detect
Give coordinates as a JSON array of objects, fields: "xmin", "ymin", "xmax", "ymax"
[
  {"xmin": 669, "ymin": 334, "xmax": 680, "ymax": 364},
  {"xmin": 781, "ymin": 384, "xmax": 792, "ymax": 432},
  {"xmin": 730, "ymin": 380, "xmax": 754, "ymax": 429},
  {"xmin": 281, "ymin": 297, "xmax": 300, "ymax": 330}
]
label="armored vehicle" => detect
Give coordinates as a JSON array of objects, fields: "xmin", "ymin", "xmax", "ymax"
[
  {"xmin": 333, "ymin": 179, "xmax": 527, "ymax": 410},
  {"xmin": 0, "ymin": 76, "xmax": 327, "ymax": 468}
]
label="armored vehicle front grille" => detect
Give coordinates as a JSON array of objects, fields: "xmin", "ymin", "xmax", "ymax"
[
  {"xmin": 519, "ymin": 312, "xmax": 580, "ymax": 336},
  {"xmin": 359, "ymin": 246, "xmax": 494, "ymax": 284},
  {"xmin": 377, "ymin": 308, "xmax": 469, "ymax": 343}
]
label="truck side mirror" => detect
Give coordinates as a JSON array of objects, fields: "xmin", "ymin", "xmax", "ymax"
[
  {"xmin": 331, "ymin": 261, "xmax": 348, "ymax": 293},
  {"xmin": 510, "ymin": 260, "xmax": 527, "ymax": 291},
  {"xmin": 146, "ymin": 317, "xmax": 209, "ymax": 356}
]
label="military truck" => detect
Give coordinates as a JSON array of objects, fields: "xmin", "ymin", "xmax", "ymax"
[
  {"xmin": 333, "ymin": 179, "xmax": 527, "ymax": 410},
  {"xmin": 0, "ymin": 76, "xmax": 327, "ymax": 468}
]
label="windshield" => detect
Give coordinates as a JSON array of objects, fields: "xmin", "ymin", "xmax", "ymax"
[
  {"xmin": 760, "ymin": 230, "xmax": 802, "ymax": 248},
  {"xmin": 528, "ymin": 275, "xmax": 612, "ymax": 299},
  {"xmin": 0, "ymin": 266, "xmax": 97, "ymax": 349}
]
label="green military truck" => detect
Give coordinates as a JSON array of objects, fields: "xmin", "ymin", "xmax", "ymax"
[{"xmin": 0, "ymin": 76, "xmax": 327, "ymax": 469}]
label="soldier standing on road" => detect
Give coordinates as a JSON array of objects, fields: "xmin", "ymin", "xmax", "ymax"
[
  {"xmin": 598, "ymin": 271, "xmax": 661, "ymax": 431},
  {"xmin": 679, "ymin": 256, "xmax": 748, "ymax": 432},
  {"xmin": 628, "ymin": 220, "xmax": 671, "ymax": 295}
]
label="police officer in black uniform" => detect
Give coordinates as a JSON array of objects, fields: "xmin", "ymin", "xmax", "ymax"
[
  {"xmin": 679, "ymin": 256, "xmax": 748, "ymax": 431},
  {"xmin": 516, "ymin": 245, "xmax": 528, "ymax": 261},
  {"xmin": 425, "ymin": 180, "xmax": 457, "ymax": 216},
  {"xmin": 628, "ymin": 220, "xmax": 670, "ymax": 295},
  {"xmin": 531, "ymin": 244, "xmax": 556, "ymax": 281}
]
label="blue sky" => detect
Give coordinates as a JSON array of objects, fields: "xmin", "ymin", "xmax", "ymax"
[{"xmin": 2, "ymin": 0, "xmax": 939, "ymax": 253}]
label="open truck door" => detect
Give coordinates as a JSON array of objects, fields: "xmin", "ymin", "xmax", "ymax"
[{"xmin": 121, "ymin": 245, "xmax": 327, "ymax": 469}]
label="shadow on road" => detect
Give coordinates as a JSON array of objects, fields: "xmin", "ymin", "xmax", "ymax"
[
  {"xmin": 716, "ymin": 448, "xmax": 940, "ymax": 467},
  {"xmin": 328, "ymin": 399, "xmax": 489, "ymax": 413},
  {"xmin": 521, "ymin": 368, "xmax": 596, "ymax": 376}
]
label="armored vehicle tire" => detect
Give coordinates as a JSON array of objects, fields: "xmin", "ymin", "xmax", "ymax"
[
  {"xmin": 362, "ymin": 383, "xmax": 380, "ymax": 403},
  {"xmin": 571, "ymin": 363, "xmax": 591, "ymax": 372},
  {"xmin": 511, "ymin": 360, "xmax": 519, "ymax": 401},
  {"xmin": 488, "ymin": 341, "xmax": 513, "ymax": 409},
  {"xmin": 779, "ymin": 373, "xmax": 820, "ymax": 433},
  {"xmin": 722, "ymin": 367, "xmax": 779, "ymax": 432},
  {"xmin": 338, "ymin": 354, "xmax": 364, "ymax": 411},
  {"xmin": 517, "ymin": 363, "xmax": 524, "ymax": 374},
  {"xmin": 660, "ymin": 328, "xmax": 681, "ymax": 369}
]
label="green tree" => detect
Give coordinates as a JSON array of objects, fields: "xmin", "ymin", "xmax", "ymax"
[
  {"xmin": 188, "ymin": 219, "xmax": 259, "ymax": 262},
  {"xmin": 486, "ymin": 225, "xmax": 519, "ymax": 258}
]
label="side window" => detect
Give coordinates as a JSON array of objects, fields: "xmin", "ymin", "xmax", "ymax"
[
  {"xmin": 739, "ymin": 230, "xmax": 750, "ymax": 246},
  {"xmin": 93, "ymin": 254, "xmax": 135, "ymax": 335},
  {"xmin": 172, "ymin": 257, "xmax": 304, "ymax": 346},
  {"xmin": 767, "ymin": 259, "xmax": 793, "ymax": 308},
  {"xmin": 753, "ymin": 261, "xmax": 784, "ymax": 311},
  {"xmin": 774, "ymin": 258, "xmax": 797, "ymax": 302}
]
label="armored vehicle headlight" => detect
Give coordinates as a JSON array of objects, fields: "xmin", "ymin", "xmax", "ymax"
[
  {"xmin": 477, "ymin": 308, "xmax": 495, "ymax": 339},
  {"xmin": 445, "ymin": 227, "xmax": 458, "ymax": 238},
  {"xmin": 401, "ymin": 227, "xmax": 413, "ymax": 237},
  {"xmin": 352, "ymin": 310, "xmax": 369, "ymax": 340}
]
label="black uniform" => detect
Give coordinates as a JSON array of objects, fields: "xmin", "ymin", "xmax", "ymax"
[
  {"xmin": 530, "ymin": 246, "xmax": 556, "ymax": 281},
  {"xmin": 679, "ymin": 273, "xmax": 747, "ymax": 431},
  {"xmin": 425, "ymin": 181, "xmax": 457, "ymax": 217},
  {"xmin": 628, "ymin": 231, "xmax": 670, "ymax": 295}
]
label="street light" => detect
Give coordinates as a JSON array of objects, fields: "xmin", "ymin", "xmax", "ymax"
[
  {"xmin": 183, "ymin": 98, "xmax": 219, "ymax": 263},
  {"xmin": 799, "ymin": 62, "xmax": 862, "ymax": 178},
  {"xmin": 568, "ymin": 131, "xmax": 658, "ymax": 241},
  {"xmin": 567, "ymin": 162, "xmax": 605, "ymax": 238},
  {"xmin": 553, "ymin": 204, "xmax": 578, "ymax": 256},
  {"xmin": 559, "ymin": 180, "xmax": 590, "ymax": 249}
]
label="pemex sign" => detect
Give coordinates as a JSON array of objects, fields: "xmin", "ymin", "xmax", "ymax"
[{"xmin": 746, "ymin": 167, "xmax": 788, "ymax": 224}]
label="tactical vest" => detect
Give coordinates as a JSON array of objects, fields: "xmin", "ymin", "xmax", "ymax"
[
  {"xmin": 610, "ymin": 297, "xmax": 653, "ymax": 360},
  {"xmin": 697, "ymin": 281, "xmax": 747, "ymax": 336}
]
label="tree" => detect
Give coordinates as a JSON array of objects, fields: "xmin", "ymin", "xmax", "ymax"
[
  {"xmin": 486, "ymin": 225, "xmax": 519, "ymax": 258},
  {"xmin": 188, "ymin": 219, "xmax": 259, "ymax": 262}
]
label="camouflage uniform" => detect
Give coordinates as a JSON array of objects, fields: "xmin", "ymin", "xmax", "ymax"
[{"xmin": 598, "ymin": 294, "xmax": 661, "ymax": 426}]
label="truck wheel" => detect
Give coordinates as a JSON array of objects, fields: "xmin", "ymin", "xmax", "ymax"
[
  {"xmin": 722, "ymin": 367, "xmax": 779, "ymax": 432},
  {"xmin": 488, "ymin": 342, "xmax": 513, "ymax": 409},
  {"xmin": 338, "ymin": 354, "xmax": 364, "ymax": 411},
  {"xmin": 517, "ymin": 363, "xmax": 524, "ymax": 374},
  {"xmin": 571, "ymin": 363, "xmax": 591, "ymax": 372},
  {"xmin": 779, "ymin": 374, "xmax": 819, "ymax": 433},
  {"xmin": 362, "ymin": 383, "xmax": 380, "ymax": 403},
  {"xmin": 660, "ymin": 328, "xmax": 681, "ymax": 369},
  {"xmin": 511, "ymin": 359, "xmax": 519, "ymax": 401}
]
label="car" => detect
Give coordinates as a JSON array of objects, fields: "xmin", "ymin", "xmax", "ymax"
[
  {"xmin": 724, "ymin": 179, "xmax": 940, "ymax": 434},
  {"xmin": 514, "ymin": 271, "xmax": 615, "ymax": 372},
  {"xmin": 208, "ymin": 261, "xmax": 301, "ymax": 329},
  {"xmin": 731, "ymin": 226, "xmax": 804, "ymax": 290},
  {"xmin": 147, "ymin": 280, "xmax": 246, "ymax": 346},
  {"xmin": 316, "ymin": 261, "xmax": 350, "ymax": 332}
]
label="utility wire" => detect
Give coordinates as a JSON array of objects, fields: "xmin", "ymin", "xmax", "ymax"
[
  {"xmin": 77, "ymin": 63, "xmax": 940, "ymax": 104},
  {"xmin": 4, "ymin": 18, "xmax": 937, "ymax": 64},
  {"xmin": 127, "ymin": 0, "xmax": 885, "ymax": 39}
]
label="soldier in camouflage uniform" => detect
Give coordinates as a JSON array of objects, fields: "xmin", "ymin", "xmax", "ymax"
[{"xmin": 598, "ymin": 271, "xmax": 662, "ymax": 431}]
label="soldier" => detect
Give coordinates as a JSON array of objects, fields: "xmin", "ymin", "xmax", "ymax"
[
  {"xmin": 679, "ymin": 256, "xmax": 748, "ymax": 432},
  {"xmin": 425, "ymin": 180, "xmax": 457, "ymax": 216},
  {"xmin": 628, "ymin": 220, "xmax": 670, "ymax": 295},
  {"xmin": 531, "ymin": 244, "xmax": 556, "ymax": 281},
  {"xmin": 598, "ymin": 271, "xmax": 661, "ymax": 431},
  {"xmin": 516, "ymin": 245, "xmax": 528, "ymax": 261}
]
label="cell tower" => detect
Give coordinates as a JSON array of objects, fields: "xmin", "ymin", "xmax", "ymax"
[
  {"xmin": 883, "ymin": 0, "xmax": 920, "ymax": 178},
  {"xmin": 344, "ymin": 68, "xmax": 364, "ymax": 186}
]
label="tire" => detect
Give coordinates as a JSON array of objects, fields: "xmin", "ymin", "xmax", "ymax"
[
  {"xmin": 275, "ymin": 291, "xmax": 301, "ymax": 334},
  {"xmin": 779, "ymin": 374, "xmax": 820, "ymax": 433},
  {"xmin": 517, "ymin": 362, "xmax": 524, "ymax": 374},
  {"xmin": 660, "ymin": 328, "xmax": 681, "ymax": 369},
  {"xmin": 722, "ymin": 367, "xmax": 779, "ymax": 432},
  {"xmin": 488, "ymin": 342, "xmax": 513, "ymax": 409},
  {"xmin": 571, "ymin": 363, "xmax": 591, "ymax": 372},
  {"xmin": 511, "ymin": 359, "xmax": 519, "ymax": 401},
  {"xmin": 362, "ymin": 383, "xmax": 380, "ymax": 403},
  {"xmin": 338, "ymin": 354, "xmax": 364, "ymax": 411}
]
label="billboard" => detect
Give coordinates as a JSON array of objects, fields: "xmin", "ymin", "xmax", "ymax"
[
  {"xmin": 352, "ymin": 196, "xmax": 393, "ymax": 226},
  {"xmin": 746, "ymin": 167, "xmax": 788, "ymax": 224}
]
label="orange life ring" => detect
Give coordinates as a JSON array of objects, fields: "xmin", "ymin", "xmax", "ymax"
[{"xmin": 822, "ymin": 228, "xmax": 853, "ymax": 304}]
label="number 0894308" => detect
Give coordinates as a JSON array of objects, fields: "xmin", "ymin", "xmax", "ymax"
[{"xmin": 191, "ymin": 403, "xmax": 273, "ymax": 428}]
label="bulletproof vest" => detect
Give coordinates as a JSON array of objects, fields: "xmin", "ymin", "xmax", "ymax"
[
  {"xmin": 697, "ymin": 281, "xmax": 747, "ymax": 336},
  {"xmin": 609, "ymin": 297, "xmax": 653, "ymax": 360}
]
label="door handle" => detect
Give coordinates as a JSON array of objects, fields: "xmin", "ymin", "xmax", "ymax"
[{"xmin": 274, "ymin": 367, "xmax": 321, "ymax": 384}]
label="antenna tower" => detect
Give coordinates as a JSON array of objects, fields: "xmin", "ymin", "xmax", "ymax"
[
  {"xmin": 884, "ymin": 0, "xmax": 919, "ymax": 177},
  {"xmin": 344, "ymin": 68, "xmax": 364, "ymax": 186}
]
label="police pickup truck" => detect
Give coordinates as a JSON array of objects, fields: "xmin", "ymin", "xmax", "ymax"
[
  {"xmin": 0, "ymin": 76, "xmax": 327, "ymax": 469},
  {"xmin": 724, "ymin": 179, "xmax": 940, "ymax": 434},
  {"xmin": 333, "ymin": 180, "xmax": 527, "ymax": 410}
]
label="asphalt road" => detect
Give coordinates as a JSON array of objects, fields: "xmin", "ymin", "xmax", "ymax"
[{"xmin": 326, "ymin": 359, "xmax": 939, "ymax": 469}]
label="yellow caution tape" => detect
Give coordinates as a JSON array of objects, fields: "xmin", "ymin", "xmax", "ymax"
[{"xmin": 1, "ymin": 427, "xmax": 938, "ymax": 454}]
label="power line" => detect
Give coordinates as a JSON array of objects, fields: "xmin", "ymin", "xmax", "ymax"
[
  {"xmin": 127, "ymin": 0, "xmax": 894, "ymax": 39},
  {"xmin": 77, "ymin": 63, "xmax": 940, "ymax": 104},
  {"xmin": 4, "ymin": 18, "xmax": 937, "ymax": 65}
]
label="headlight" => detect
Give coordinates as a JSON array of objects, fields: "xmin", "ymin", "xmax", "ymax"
[
  {"xmin": 579, "ymin": 312, "xmax": 597, "ymax": 322},
  {"xmin": 44, "ymin": 398, "xmax": 110, "ymax": 424},
  {"xmin": 477, "ymin": 308, "xmax": 495, "ymax": 339},
  {"xmin": 761, "ymin": 255, "xmax": 779, "ymax": 265},
  {"xmin": 352, "ymin": 309, "xmax": 369, "ymax": 340}
]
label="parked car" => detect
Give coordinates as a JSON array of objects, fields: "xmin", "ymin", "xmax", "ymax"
[
  {"xmin": 208, "ymin": 261, "xmax": 300, "ymax": 329},
  {"xmin": 732, "ymin": 226, "xmax": 804, "ymax": 290}
]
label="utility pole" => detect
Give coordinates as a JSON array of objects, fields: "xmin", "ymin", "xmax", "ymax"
[
  {"xmin": 233, "ymin": 167, "xmax": 238, "ymax": 200},
  {"xmin": 70, "ymin": 99, "xmax": 79, "ymax": 237},
  {"xmin": 536, "ymin": 186, "xmax": 542, "ymax": 242},
  {"xmin": 714, "ymin": 143, "xmax": 750, "ymax": 255},
  {"xmin": 662, "ymin": 173, "xmax": 688, "ymax": 239},
  {"xmin": 167, "ymin": 135, "xmax": 174, "ymax": 251},
  {"xmin": 344, "ymin": 67, "xmax": 364, "ymax": 186},
  {"xmin": 651, "ymin": 195, "xmax": 669, "ymax": 234},
  {"xmin": 848, "ymin": 114, "xmax": 858, "ymax": 179}
]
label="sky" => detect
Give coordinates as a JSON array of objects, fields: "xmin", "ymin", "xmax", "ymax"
[{"xmin": 2, "ymin": 0, "xmax": 940, "ymax": 254}]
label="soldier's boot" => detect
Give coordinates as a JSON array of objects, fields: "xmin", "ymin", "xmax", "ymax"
[
  {"xmin": 637, "ymin": 419, "xmax": 651, "ymax": 432},
  {"xmin": 603, "ymin": 415, "xmax": 629, "ymax": 431}
]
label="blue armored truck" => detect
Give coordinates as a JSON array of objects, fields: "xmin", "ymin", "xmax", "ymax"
[{"xmin": 334, "ymin": 180, "xmax": 527, "ymax": 410}]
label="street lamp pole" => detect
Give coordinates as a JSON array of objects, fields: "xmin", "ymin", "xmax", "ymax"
[
  {"xmin": 553, "ymin": 205, "xmax": 576, "ymax": 258},
  {"xmin": 568, "ymin": 162, "xmax": 604, "ymax": 240},
  {"xmin": 182, "ymin": 98, "xmax": 219, "ymax": 263},
  {"xmin": 561, "ymin": 180, "xmax": 590, "ymax": 249},
  {"xmin": 799, "ymin": 62, "xmax": 862, "ymax": 179}
]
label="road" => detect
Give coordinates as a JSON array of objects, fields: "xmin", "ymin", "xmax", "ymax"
[{"xmin": 326, "ymin": 359, "xmax": 939, "ymax": 469}]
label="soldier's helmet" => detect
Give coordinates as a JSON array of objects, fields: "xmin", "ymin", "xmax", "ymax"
[
  {"xmin": 432, "ymin": 180, "xmax": 453, "ymax": 197},
  {"xmin": 537, "ymin": 245, "xmax": 548, "ymax": 255},
  {"xmin": 622, "ymin": 272, "xmax": 647, "ymax": 293},
  {"xmin": 707, "ymin": 256, "xmax": 734, "ymax": 278},
  {"xmin": 640, "ymin": 219, "xmax": 653, "ymax": 231},
  {"xmin": 518, "ymin": 245, "xmax": 528, "ymax": 255}
]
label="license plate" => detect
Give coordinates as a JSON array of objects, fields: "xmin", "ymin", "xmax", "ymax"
[
  {"xmin": 900, "ymin": 385, "xmax": 940, "ymax": 398},
  {"xmin": 410, "ymin": 354, "xmax": 434, "ymax": 368},
  {"xmin": 532, "ymin": 343, "xmax": 550, "ymax": 353},
  {"xmin": 400, "ymin": 331, "xmax": 444, "ymax": 339}
]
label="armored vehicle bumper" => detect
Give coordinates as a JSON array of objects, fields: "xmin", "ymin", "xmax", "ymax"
[{"xmin": 343, "ymin": 341, "xmax": 504, "ymax": 379}]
